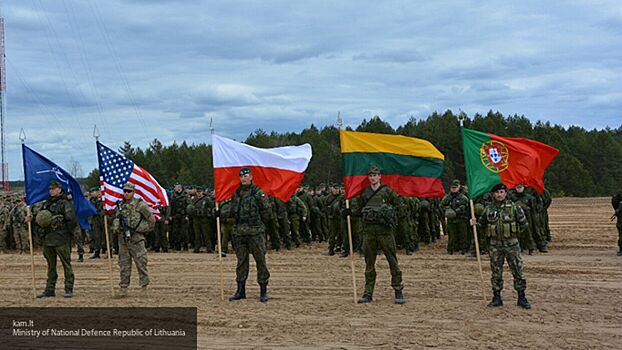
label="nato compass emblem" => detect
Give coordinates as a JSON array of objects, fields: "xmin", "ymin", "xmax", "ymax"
[{"xmin": 479, "ymin": 140, "xmax": 509, "ymax": 173}]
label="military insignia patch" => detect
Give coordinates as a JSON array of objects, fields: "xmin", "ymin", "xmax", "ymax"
[{"xmin": 480, "ymin": 140, "xmax": 509, "ymax": 173}]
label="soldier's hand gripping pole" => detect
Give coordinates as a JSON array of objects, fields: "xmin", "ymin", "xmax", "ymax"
[
  {"xmin": 345, "ymin": 199, "xmax": 357, "ymax": 304},
  {"xmin": 469, "ymin": 199, "xmax": 488, "ymax": 303}
]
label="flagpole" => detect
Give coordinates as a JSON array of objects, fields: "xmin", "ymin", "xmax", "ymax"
[
  {"xmin": 211, "ymin": 119, "xmax": 225, "ymax": 301},
  {"xmin": 93, "ymin": 126, "xmax": 114, "ymax": 297},
  {"xmin": 469, "ymin": 199, "xmax": 487, "ymax": 303},
  {"xmin": 20, "ymin": 131, "xmax": 37, "ymax": 299},
  {"xmin": 103, "ymin": 216, "xmax": 114, "ymax": 297},
  {"xmin": 338, "ymin": 113, "xmax": 358, "ymax": 304},
  {"xmin": 26, "ymin": 207, "xmax": 37, "ymax": 299},
  {"xmin": 458, "ymin": 117, "xmax": 487, "ymax": 303}
]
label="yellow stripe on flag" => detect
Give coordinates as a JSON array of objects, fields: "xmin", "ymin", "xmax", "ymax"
[{"xmin": 340, "ymin": 130, "xmax": 444, "ymax": 160}]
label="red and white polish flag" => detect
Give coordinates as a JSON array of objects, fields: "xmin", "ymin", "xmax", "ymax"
[{"xmin": 212, "ymin": 134, "xmax": 312, "ymax": 202}]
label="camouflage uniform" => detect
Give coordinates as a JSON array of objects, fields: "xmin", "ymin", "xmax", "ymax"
[
  {"xmin": 153, "ymin": 205, "xmax": 169, "ymax": 252},
  {"xmin": 39, "ymin": 187, "xmax": 76, "ymax": 297},
  {"xmin": 87, "ymin": 194, "xmax": 105, "ymax": 257},
  {"xmin": 309, "ymin": 191, "xmax": 325, "ymax": 242},
  {"xmin": 418, "ymin": 198, "xmax": 431, "ymax": 244},
  {"xmin": 441, "ymin": 187, "xmax": 470, "ymax": 254},
  {"xmin": 271, "ymin": 197, "xmax": 289, "ymax": 249},
  {"xmin": 297, "ymin": 188, "xmax": 313, "ymax": 244},
  {"xmin": 478, "ymin": 196, "xmax": 528, "ymax": 295},
  {"xmin": 357, "ymin": 183, "xmax": 403, "ymax": 300},
  {"xmin": 168, "ymin": 189, "xmax": 189, "ymax": 250},
  {"xmin": 190, "ymin": 194, "xmax": 214, "ymax": 253},
  {"xmin": 219, "ymin": 199, "xmax": 234, "ymax": 253},
  {"xmin": 112, "ymin": 193, "xmax": 155, "ymax": 289},
  {"xmin": 287, "ymin": 194, "xmax": 308, "ymax": 247},
  {"xmin": 0, "ymin": 200, "xmax": 10, "ymax": 253},
  {"xmin": 325, "ymin": 189, "xmax": 343, "ymax": 254},
  {"xmin": 228, "ymin": 183, "xmax": 271, "ymax": 287},
  {"xmin": 509, "ymin": 188, "xmax": 537, "ymax": 253},
  {"xmin": 612, "ymin": 193, "xmax": 622, "ymax": 255},
  {"xmin": 395, "ymin": 196, "xmax": 415, "ymax": 253},
  {"xmin": 10, "ymin": 201, "xmax": 29, "ymax": 253}
]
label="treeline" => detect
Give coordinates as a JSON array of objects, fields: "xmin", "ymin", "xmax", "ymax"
[{"xmin": 84, "ymin": 110, "xmax": 622, "ymax": 197}]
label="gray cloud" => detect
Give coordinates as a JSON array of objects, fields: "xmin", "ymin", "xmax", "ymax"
[{"xmin": 3, "ymin": 0, "xmax": 621, "ymax": 179}]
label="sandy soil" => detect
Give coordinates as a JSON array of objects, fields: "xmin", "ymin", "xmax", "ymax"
[{"xmin": 1, "ymin": 197, "xmax": 621, "ymax": 349}]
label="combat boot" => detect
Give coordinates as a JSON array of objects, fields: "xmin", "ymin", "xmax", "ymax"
[
  {"xmin": 357, "ymin": 294, "xmax": 373, "ymax": 304},
  {"xmin": 517, "ymin": 290, "xmax": 531, "ymax": 309},
  {"xmin": 89, "ymin": 250, "xmax": 100, "ymax": 259},
  {"xmin": 339, "ymin": 250, "xmax": 349, "ymax": 258},
  {"xmin": 327, "ymin": 247, "xmax": 335, "ymax": 256},
  {"xmin": 487, "ymin": 291, "xmax": 503, "ymax": 307},
  {"xmin": 64, "ymin": 289, "xmax": 73, "ymax": 298},
  {"xmin": 259, "ymin": 284, "xmax": 268, "ymax": 302},
  {"xmin": 78, "ymin": 253, "xmax": 84, "ymax": 262},
  {"xmin": 538, "ymin": 244, "xmax": 548, "ymax": 253},
  {"xmin": 229, "ymin": 281, "xmax": 246, "ymax": 301},
  {"xmin": 394, "ymin": 289, "xmax": 405, "ymax": 304},
  {"xmin": 36, "ymin": 290, "xmax": 55, "ymax": 298},
  {"xmin": 617, "ymin": 249, "xmax": 622, "ymax": 256}
]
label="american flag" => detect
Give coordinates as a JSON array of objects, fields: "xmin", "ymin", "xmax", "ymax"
[{"xmin": 97, "ymin": 141, "xmax": 169, "ymax": 219}]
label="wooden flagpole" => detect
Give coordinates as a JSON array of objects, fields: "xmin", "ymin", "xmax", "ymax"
[
  {"xmin": 215, "ymin": 202, "xmax": 224, "ymax": 301},
  {"xmin": 26, "ymin": 206, "xmax": 36, "ymax": 299},
  {"xmin": 345, "ymin": 200, "xmax": 358, "ymax": 304},
  {"xmin": 470, "ymin": 202, "xmax": 488, "ymax": 303},
  {"xmin": 103, "ymin": 216, "xmax": 114, "ymax": 297}
]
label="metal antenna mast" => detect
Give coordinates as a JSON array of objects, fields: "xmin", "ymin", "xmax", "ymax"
[{"xmin": 0, "ymin": 16, "xmax": 8, "ymax": 191}]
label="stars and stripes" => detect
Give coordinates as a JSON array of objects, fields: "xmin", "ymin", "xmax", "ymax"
[{"xmin": 97, "ymin": 141, "xmax": 169, "ymax": 219}]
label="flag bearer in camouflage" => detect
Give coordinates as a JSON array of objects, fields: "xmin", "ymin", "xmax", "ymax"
[
  {"xmin": 36, "ymin": 180, "xmax": 75, "ymax": 298},
  {"xmin": 471, "ymin": 183, "xmax": 531, "ymax": 309},
  {"xmin": 612, "ymin": 192, "xmax": 622, "ymax": 256},
  {"xmin": 227, "ymin": 167, "xmax": 272, "ymax": 302},
  {"xmin": 355, "ymin": 165, "xmax": 404, "ymax": 305},
  {"xmin": 111, "ymin": 183, "xmax": 155, "ymax": 298},
  {"xmin": 442, "ymin": 180, "xmax": 470, "ymax": 255},
  {"xmin": 10, "ymin": 197, "xmax": 29, "ymax": 254},
  {"xmin": 190, "ymin": 187, "xmax": 214, "ymax": 253}
]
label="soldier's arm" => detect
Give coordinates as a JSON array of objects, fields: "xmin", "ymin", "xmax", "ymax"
[
  {"xmin": 137, "ymin": 202, "xmax": 155, "ymax": 231},
  {"xmin": 515, "ymin": 206, "xmax": 528, "ymax": 231},
  {"xmin": 64, "ymin": 200, "xmax": 77, "ymax": 229},
  {"xmin": 297, "ymin": 197, "xmax": 308, "ymax": 217}
]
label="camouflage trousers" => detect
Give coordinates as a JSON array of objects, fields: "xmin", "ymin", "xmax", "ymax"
[
  {"xmin": 220, "ymin": 221, "xmax": 233, "ymax": 253},
  {"xmin": 489, "ymin": 238, "xmax": 526, "ymax": 293},
  {"xmin": 362, "ymin": 224, "xmax": 403, "ymax": 296},
  {"xmin": 327, "ymin": 217, "xmax": 342, "ymax": 250},
  {"xmin": 118, "ymin": 233, "xmax": 149, "ymax": 288},
  {"xmin": 42, "ymin": 243, "xmax": 74, "ymax": 292},
  {"xmin": 617, "ymin": 223, "xmax": 622, "ymax": 250},
  {"xmin": 446, "ymin": 220, "xmax": 468, "ymax": 253},
  {"xmin": 289, "ymin": 215, "xmax": 302, "ymax": 246},
  {"xmin": 12, "ymin": 225, "xmax": 29, "ymax": 251},
  {"xmin": 153, "ymin": 221, "xmax": 169, "ymax": 252},
  {"xmin": 192, "ymin": 217, "xmax": 213, "ymax": 252},
  {"xmin": 72, "ymin": 226, "xmax": 85, "ymax": 255},
  {"xmin": 232, "ymin": 233, "xmax": 270, "ymax": 285},
  {"xmin": 0, "ymin": 228, "xmax": 7, "ymax": 250}
]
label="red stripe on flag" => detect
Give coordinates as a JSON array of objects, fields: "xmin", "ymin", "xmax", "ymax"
[
  {"xmin": 214, "ymin": 166, "xmax": 305, "ymax": 202},
  {"xmin": 343, "ymin": 174, "xmax": 445, "ymax": 199}
]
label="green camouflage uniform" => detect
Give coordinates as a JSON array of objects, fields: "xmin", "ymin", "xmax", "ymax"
[
  {"xmin": 395, "ymin": 196, "xmax": 415, "ymax": 253},
  {"xmin": 190, "ymin": 194, "xmax": 214, "ymax": 253},
  {"xmin": 287, "ymin": 194, "xmax": 308, "ymax": 247},
  {"xmin": 219, "ymin": 200, "xmax": 234, "ymax": 253},
  {"xmin": 229, "ymin": 183, "xmax": 271, "ymax": 286},
  {"xmin": 478, "ymin": 199, "xmax": 528, "ymax": 293},
  {"xmin": 153, "ymin": 204, "xmax": 169, "ymax": 252},
  {"xmin": 325, "ymin": 191, "xmax": 343, "ymax": 253},
  {"xmin": 418, "ymin": 198, "xmax": 431, "ymax": 244},
  {"xmin": 612, "ymin": 193, "xmax": 622, "ymax": 253},
  {"xmin": 309, "ymin": 193, "xmax": 325, "ymax": 242},
  {"xmin": 357, "ymin": 184, "xmax": 403, "ymax": 297},
  {"xmin": 10, "ymin": 203, "xmax": 29, "ymax": 252},
  {"xmin": 88, "ymin": 196, "xmax": 105, "ymax": 254},
  {"xmin": 509, "ymin": 189, "xmax": 537, "ymax": 252},
  {"xmin": 41, "ymin": 194, "xmax": 76, "ymax": 294},
  {"xmin": 441, "ymin": 191, "xmax": 470, "ymax": 254},
  {"xmin": 168, "ymin": 190, "xmax": 189, "ymax": 250},
  {"xmin": 112, "ymin": 197, "xmax": 155, "ymax": 288},
  {"xmin": 271, "ymin": 197, "xmax": 289, "ymax": 249},
  {"xmin": 0, "ymin": 201, "xmax": 10, "ymax": 252}
]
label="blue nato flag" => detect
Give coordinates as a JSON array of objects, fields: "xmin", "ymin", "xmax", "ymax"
[{"xmin": 22, "ymin": 144, "xmax": 97, "ymax": 230}]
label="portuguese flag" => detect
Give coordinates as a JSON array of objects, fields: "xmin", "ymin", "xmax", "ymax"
[
  {"xmin": 340, "ymin": 130, "xmax": 445, "ymax": 199},
  {"xmin": 462, "ymin": 127, "xmax": 559, "ymax": 199}
]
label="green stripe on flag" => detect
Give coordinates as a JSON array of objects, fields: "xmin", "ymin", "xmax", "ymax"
[{"xmin": 342, "ymin": 152, "xmax": 444, "ymax": 178}]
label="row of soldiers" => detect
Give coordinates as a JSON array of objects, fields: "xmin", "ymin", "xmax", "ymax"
[{"xmin": 441, "ymin": 180, "xmax": 553, "ymax": 257}]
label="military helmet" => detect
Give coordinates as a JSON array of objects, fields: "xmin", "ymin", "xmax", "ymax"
[
  {"xmin": 35, "ymin": 209, "xmax": 54, "ymax": 228},
  {"xmin": 419, "ymin": 199, "xmax": 430, "ymax": 210},
  {"xmin": 474, "ymin": 203, "xmax": 485, "ymax": 216},
  {"xmin": 444, "ymin": 208, "xmax": 457, "ymax": 219}
]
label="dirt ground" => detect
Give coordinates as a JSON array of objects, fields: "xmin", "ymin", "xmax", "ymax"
[{"xmin": 1, "ymin": 197, "xmax": 621, "ymax": 349}]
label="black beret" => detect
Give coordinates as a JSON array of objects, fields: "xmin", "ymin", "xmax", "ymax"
[{"xmin": 490, "ymin": 183, "xmax": 507, "ymax": 192}]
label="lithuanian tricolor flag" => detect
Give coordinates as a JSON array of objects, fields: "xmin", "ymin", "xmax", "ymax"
[
  {"xmin": 462, "ymin": 127, "xmax": 559, "ymax": 200},
  {"xmin": 340, "ymin": 130, "xmax": 446, "ymax": 199}
]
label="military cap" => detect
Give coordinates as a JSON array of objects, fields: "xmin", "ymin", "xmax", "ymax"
[
  {"xmin": 89, "ymin": 187, "xmax": 100, "ymax": 192},
  {"xmin": 49, "ymin": 180, "xmax": 62, "ymax": 189},
  {"xmin": 123, "ymin": 182, "xmax": 136, "ymax": 191},
  {"xmin": 330, "ymin": 182, "xmax": 340, "ymax": 188},
  {"xmin": 239, "ymin": 167, "xmax": 252, "ymax": 176},
  {"xmin": 490, "ymin": 183, "xmax": 507, "ymax": 192},
  {"xmin": 367, "ymin": 165, "xmax": 381, "ymax": 174},
  {"xmin": 451, "ymin": 179, "xmax": 461, "ymax": 187},
  {"xmin": 318, "ymin": 183, "xmax": 326, "ymax": 188}
]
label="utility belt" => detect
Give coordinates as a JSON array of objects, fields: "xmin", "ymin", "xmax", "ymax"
[{"xmin": 489, "ymin": 238, "xmax": 519, "ymax": 246}]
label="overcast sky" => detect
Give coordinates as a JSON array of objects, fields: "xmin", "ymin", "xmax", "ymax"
[{"xmin": 3, "ymin": 0, "xmax": 621, "ymax": 180}]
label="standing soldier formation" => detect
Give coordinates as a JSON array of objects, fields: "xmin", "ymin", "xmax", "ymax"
[{"xmin": 612, "ymin": 192, "xmax": 622, "ymax": 256}]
